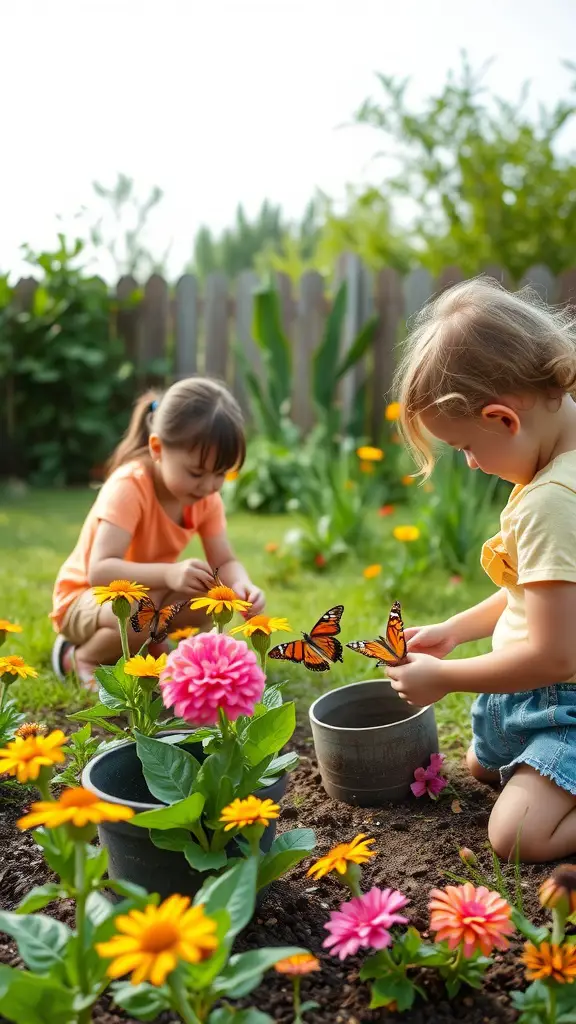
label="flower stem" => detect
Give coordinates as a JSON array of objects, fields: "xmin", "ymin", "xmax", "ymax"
[
  {"xmin": 548, "ymin": 984, "xmax": 557, "ymax": 1024},
  {"xmin": 292, "ymin": 976, "xmax": 303, "ymax": 1023},
  {"xmin": 551, "ymin": 907, "xmax": 566, "ymax": 945},
  {"xmin": 169, "ymin": 973, "xmax": 203, "ymax": 1024},
  {"xmin": 118, "ymin": 616, "xmax": 131, "ymax": 662},
  {"xmin": 74, "ymin": 842, "xmax": 88, "ymax": 995},
  {"xmin": 218, "ymin": 707, "xmax": 231, "ymax": 742}
]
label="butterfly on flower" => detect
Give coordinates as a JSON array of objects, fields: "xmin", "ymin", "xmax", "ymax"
[
  {"xmin": 346, "ymin": 600, "xmax": 407, "ymax": 667},
  {"xmin": 268, "ymin": 606, "xmax": 344, "ymax": 673},
  {"xmin": 130, "ymin": 597, "xmax": 184, "ymax": 644}
]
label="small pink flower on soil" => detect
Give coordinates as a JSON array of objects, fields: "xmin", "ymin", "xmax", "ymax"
[
  {"xmin": 323, "ymin": 887, "xmax": 409, "ymax": 960},
  {"xmin": 411, "ymin": 752, "xmax": 448, "ymax": 799},
  {"xmin": 159, "ymin": 631, "xmax": 265, "ymax": 726}
]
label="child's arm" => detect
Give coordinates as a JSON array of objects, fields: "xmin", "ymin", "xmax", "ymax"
[
  {"xmin": 406, "ymin": 589, "xmax": 507, "ymax": 657},
  {"xmin": 389, "ymin": 581, "xmax": 576, "ymax": 704},
  {"xmin": 88, "ymin": 521, "xmax": 213, "ymax": 596},
  {"xmin": 203, "ymin": 531, "xmax": 265, "ymax": 614}
]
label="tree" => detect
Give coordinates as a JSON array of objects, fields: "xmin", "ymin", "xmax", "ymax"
[
  {"xmin": 89, "ymin": 173, "xmax": 168, "ymax": 279},
  {"xmin": 353, "ymin": 56, "xmax": 576, "ymax": 280}
]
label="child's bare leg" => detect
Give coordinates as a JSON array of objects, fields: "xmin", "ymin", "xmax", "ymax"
[
  {"xmin": 466, "ymin": 745, "xmax": 500, "ymax": 784},
  {"xmin": 488, "ymin": 764, "xmax": 576, "ymax": 862}
]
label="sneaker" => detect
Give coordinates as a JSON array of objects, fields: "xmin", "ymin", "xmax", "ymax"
[{"xmin": 51, "ymin": 635, "xmax": 74, "ymax": 682}]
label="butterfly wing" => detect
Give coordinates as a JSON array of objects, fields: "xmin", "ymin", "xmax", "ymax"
[
  {"xmin": 130, "ymin": 596, "xmax": 157, "ymax": 635},
  {"xmin": 309, "ymin": 605, "xmax": 344, "ymax": 638},
  {"xmin": 151, "ymin": 602, "xmax": 185, "ymax": 643},
  {"xmin": 310, "ymin": 635, "xmax": 344, "ymax": 664},
  {"xmin": 346, "ymin": 601, "xmax": 407, "ymax": 667},
  {"xmin": 268, "ymin": 639, "xmax": 331, "ymax": 672}
]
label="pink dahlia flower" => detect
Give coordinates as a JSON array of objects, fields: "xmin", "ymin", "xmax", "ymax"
[
  {"xmin": 411, "ymin": 752, "xmax": 448, "ymax": 799},
  {"xmin": 159, "ymin": 631, "xmax": 265, "ymax": 726},
  {"xmin": 323, "ymin": 886, "xmax": 409, "ymax": 960}
]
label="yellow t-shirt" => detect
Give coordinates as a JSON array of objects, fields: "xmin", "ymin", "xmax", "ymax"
[{"xmin": 481, "ymin": 451, "xmax": 576, "ymax": 677}]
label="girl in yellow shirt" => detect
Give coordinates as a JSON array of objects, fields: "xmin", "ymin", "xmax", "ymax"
[{"xmin": 390, "ymin": 278, "xmax": 576, "ymax": 863}]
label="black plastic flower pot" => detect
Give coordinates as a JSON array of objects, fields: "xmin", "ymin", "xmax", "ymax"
[{"xmin": 82, "ymin": 733, "xmax": 288, "ymax": 900}]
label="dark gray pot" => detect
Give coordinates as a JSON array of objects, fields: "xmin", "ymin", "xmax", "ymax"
[
  {"xmin": 82, "ymin": 733, "xmax": 287, "ymax": 900},
  {"xmin": 309, "ymin": 679, "xmax": 439, "ymax": 805}
]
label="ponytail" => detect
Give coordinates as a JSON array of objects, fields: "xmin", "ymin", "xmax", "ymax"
[{"xmin": 106, "ymin": 390, "xmax": 160, "ymax": 476}]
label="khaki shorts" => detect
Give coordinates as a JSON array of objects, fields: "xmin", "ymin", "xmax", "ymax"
[{"xmin": 60, "ymin": 589, "xmax": 102, "ymax": 647}]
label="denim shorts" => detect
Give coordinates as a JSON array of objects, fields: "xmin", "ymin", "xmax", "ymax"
[{"xmin": 472, "ymin": 685, "xmax": 576, "ymax": 794}]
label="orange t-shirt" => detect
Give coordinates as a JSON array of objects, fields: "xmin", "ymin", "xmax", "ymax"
[{"xmin": 51, "ymin": 461, "xmax": 226, "ymax": 630}]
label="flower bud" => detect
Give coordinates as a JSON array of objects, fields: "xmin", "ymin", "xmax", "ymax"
[{"xmin": 459, "ymin": 847, "xmax": 478, "ymax": 867}]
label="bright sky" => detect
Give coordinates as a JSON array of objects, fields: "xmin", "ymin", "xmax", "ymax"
[{"xmin": 2, "ymin": 0, "xmax": 575, "ymax": 279}]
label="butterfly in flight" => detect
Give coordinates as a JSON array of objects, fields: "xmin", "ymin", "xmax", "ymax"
[
  {"xmin": 130, "ymin": 597, "xmax": 185, "ymax": 644},
  {"xmin": 346, "ymin": 600, "xmax": 407, "ymax": 667},
  {"xmin": 268, "ymin": 606, "xmax": 344, "ymax": 672}
]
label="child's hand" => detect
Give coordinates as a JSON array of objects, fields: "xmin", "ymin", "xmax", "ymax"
[
  {"xmin": 404, "ymin": 621, "xmax": 459, "ymax": 659},
  {"xmin": 166, "ymin": 559, "xmax": 214, "ymax": 597},
  {"xmin": 232, "ymin": 580, "xmax": 266, "ymax": 615},
  {"xmin": 388, "ymin": 653, "xmax": 449, "ymax": 706}
]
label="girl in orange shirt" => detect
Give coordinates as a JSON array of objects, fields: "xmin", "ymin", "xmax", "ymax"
[{"xmin": 51, "ymin": 377, "xmax": 265, "ymax": 684}]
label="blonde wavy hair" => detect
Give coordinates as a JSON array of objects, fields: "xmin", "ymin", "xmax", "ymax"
[{"xmin": 396, "ymin": 277, "xmax": 576, "ymax": 475}]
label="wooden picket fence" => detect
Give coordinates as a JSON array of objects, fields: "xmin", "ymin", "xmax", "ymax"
[{"xmin": 14, "ymin": 257, "xmax": 576, "ymax": 440}]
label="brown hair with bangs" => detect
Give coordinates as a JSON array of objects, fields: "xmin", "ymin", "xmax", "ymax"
[
  {"xmin": 107, "ymin": 377, "xmax": 246, "ymax": 477},
  {"xmin": 395, "ymin": 277, "xmax": 576, "ymax": 476}
]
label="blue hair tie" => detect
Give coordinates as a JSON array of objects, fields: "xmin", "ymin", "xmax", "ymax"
[{"xmin": 150, "ymin": 399, "xmax": 158, "ymax": 412}]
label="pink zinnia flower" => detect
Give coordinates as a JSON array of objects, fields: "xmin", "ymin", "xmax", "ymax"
[
  {"xmin": 429, "ymin": 883, "xmax": 514, "ymax": 957},
  {"xmin": 159, "ymin": 632, "xmax": 265, "ymax": 726},
  {"xmin": 411, "ymin": 752, "xmax": 448, "ymax": 799},
  {"xmin": 323, "ymin": 887, "xmax": 409, "ymax": 960}
]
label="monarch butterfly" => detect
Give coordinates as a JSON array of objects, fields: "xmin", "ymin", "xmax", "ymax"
[
  {"xmin": 130, "ymin": 597, "xmax": 185, "ymax": 644},
  {"xmin": 346, "ymin": 600, "xmax": 407, "ymax": 667},
  {"xmin": 268, "ymin": 606, "xmax": 344, "ymax": 672}
]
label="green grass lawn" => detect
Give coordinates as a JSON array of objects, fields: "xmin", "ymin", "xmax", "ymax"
[{"xmin": 0, "ymin": 487, "xmax": 495, "ymax": 751}]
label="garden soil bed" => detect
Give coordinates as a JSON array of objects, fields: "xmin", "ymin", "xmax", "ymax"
[{"xmin": 0, "ymin": 726, "xmax": 570, "ymax": 1023}]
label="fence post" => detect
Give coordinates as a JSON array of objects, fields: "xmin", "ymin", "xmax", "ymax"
[
  {"xmin": 520, "ymin": 265, "xmax": 557, "ymax": 301},
  {"xmin": 116, "ymin": 274, "xmax": 140, "ymax": 364},
  {"xmin": 403, "ymin": 268, "xmax": 433, "ymax": 321},
  {"xmin": 140, "ymin": 274, "xmax": 169, "ymax": 375},
  {"xmin": 234, "ymin": 270, "xmax": 261, "ymax": 418},
  {"xmin": 204, "ymin": 272, "xmax": 229, "ymax": 381},
  {"xmin": 174, "ymin": 274, "xmax": 198, "ymax": 379},
  {"xmin": 293, "ymin": 271, "xmax": 324, "ymax": 433},
  {"xmin": 372, "ymin": 268, "xmax": 404, "ymax": 437}
]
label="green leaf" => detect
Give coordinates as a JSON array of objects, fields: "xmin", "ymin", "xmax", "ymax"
[
  {"xmin": 313, "ymin": 281, "xmax": 347, "ymax": 412},
  {"xmin": 210, "ymin": 1009, "xmax": 274, "ymax": 1024},
  {"xmin": 252, "ymin": 285, "xmax": 291, "ymax": 410},
  {"xmin": 16, "ymin": 883, "xmax": 65, "ymax": 914},
  {"xmin": 105, "ymin": 879, "xmax": 157, "ymax": 907},
  {"xmin": 259, "ymin": 751, "xmax": 299, "ymax": 779},
  {"xmin": 299, "ymin": 1002, "xmax": 320, "ymax": 1014},
  {"xmin": 68, "ymin": 702, "xmax": 120, "ymax": 722},
  {"xmin": 215, "ymin": 946, "xmax": 308, "ymax": 997},
  {"xmin": 241, "ymin": 703, "xmax": 296, "ymax": 765},
  {"xmin": 197, "ymin": 857, "xmax": 258, "ymax": 940},
  {"xmin": 335, "ymin": 314, "xmax": 378, "ymax": 382},
  {"xmin": 111, "ymin": 981, "xmax": 171, "ymax": 1021},
  {"xmin": 195, "ymin": 741, "xmax": 244, "ymax": 818},
  {"xmin": 131, "ymin": 792, "xmax": 205, "ymax": 830},
  {"xmin": 257, "ymin": 828, "xmax": 316, "ymax": 889},
  {"xmin": 184, "ymin": 844, "xmax": 228, "ymax": 872},
  {"xmin": 135, "ymin": 732, "xmax": 200, "ymax": 803},
  {"xmin": 84, "ymin": 843, "xmax": 109, "ymax": 886},
  {"xmin": 370, "ymin": 975, "xmax": 416, "ymax": 1011},
  {"xmin": 511, "ymin": 908, "xmax": 550, "ymax": 945},
  {"xmin": 0, "ymin": 966, "xmax": 75, "ymax": 1024},
  {"xmin": 86, "ymin": 891, "xmax": 115, "ymax": 926},
  {"xmin": 150, "ymin": 827, "xmax": 191, "ymax": 851},
  {"xmin": 0, "ymin": 912, "xmax": 71, "ymax": 973},
  {"xmin": 261, "ymin": 685, "xmax": 283, "ymax": 710},
  {"xmin": 32, "ymin": 828, "xmax": 75, "ymax": 884}
]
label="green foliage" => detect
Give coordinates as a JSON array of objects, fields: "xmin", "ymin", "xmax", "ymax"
[
  {"xmin": 415, "ymin": 450, "xmax": 502, "ymax": 576},
  {"xmin": 223, "ymin": 431, "xmax": 318, "ymax": 514},
  {"xmin": 512, "ymin": 979, "xmax": 576, "ymax": 1023},
  {"xmin": 0, "ymin": 695, "xmax": 24, "ymax": 747},
  {"xmin": 0, "ymin": 235, "xmax": 135, "ymax": 484},
  {"xmin": 52, "ymin": 723, "xmax": 102, "ymax": 788},
  {"xmin": 354, "ymin": 55, "xmax": 576, "ymax": 279},
  {"xmin": 89, "ymin": 173, "xmax": 166, "ymax": 278}
]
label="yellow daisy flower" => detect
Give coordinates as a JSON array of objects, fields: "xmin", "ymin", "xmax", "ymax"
[
  {"xmin": 124, "ymin": 653, "xmax": 168, "ymax": 677},
  {"xmin": 230, "ymin": 615, "xmax": 292, "ymax": 637},
  {"xmin": 393, "ymin": 525, "xmax": 420, "ymax": 542},
  {"xmin": 92, "ymin": 580, "xmax": 149, "ymax": 605},
  {"xmin": 0, "ymin": 620, "xmax": 22, "ymax": 634},
  {"xmin": 96, "ymin": 894, "xmax": 218, "ymax": 986},
  {"xmin": 0, "ymin": 729, "xmax": 67, "ymax": 783},
  {"xmin": 363, "ymin": 564, "xmax": 382, "ymax": 580},
  {"xmin": 307, "ymin": 834, "xmax": 376, "ymax": 880},
  {"xmin": 356, "ymin": 446, "xmax": 384, "ymax": 462},
  {"xmin": 17, "ymin": 786, "xmax": 134, "ymax": 830},
  {"xmin": 0, "ymin": 655, "xmax": 38, "ymax": 680},
  {"xmin": 190, "ymin": 585, "xmax": 251, "ymax": 616},
  {"xmin": 385, "ymin": 402, "xmax": 402, "ymax": 422},
  {"xmin": 219, "ymin": 795, "xmax": 280, "ymax": 832},
  {"xmin": 167, "ymin": 627, "xmax": 199, "ymax": 641}
]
